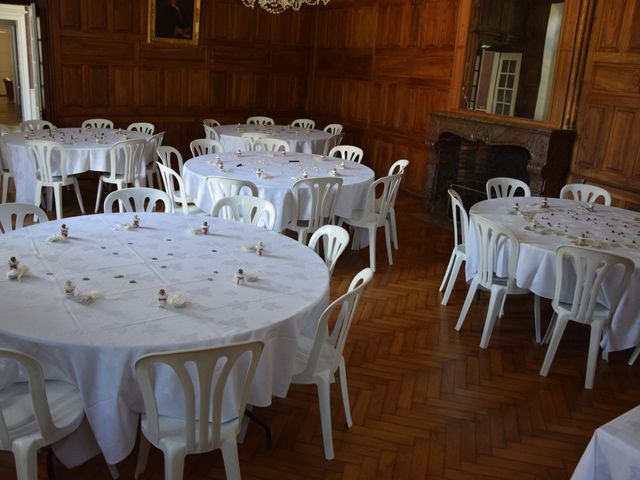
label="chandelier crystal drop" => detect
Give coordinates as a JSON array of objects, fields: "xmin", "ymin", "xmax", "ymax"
[{"xmin": 241, "ymin": 0, "xmax": 330, "ymax": 14}]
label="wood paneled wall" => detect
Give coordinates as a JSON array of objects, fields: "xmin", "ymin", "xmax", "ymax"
[
  {"xmin": 43, "ymin": 0, "xmax": 315, "ymax": 156},
  {"xmin": 571, "ymin": 0, "xmax": 640, "ymax": 209}
]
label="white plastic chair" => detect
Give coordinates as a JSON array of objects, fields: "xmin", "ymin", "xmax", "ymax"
[
  {"xmin": 81, "ymin": 118, "xmax": 114, "ymax": 129},
  {"xmin": 323, "ymin": 123, "xmax": 343, "ymax": 135},
  {"xmin": 291, "ymin": 118, "xmax": 315, "ymax": 129},
  {"xmin": 212, "ymin": 195, "xmax": 276, "ymax": 230},
  {"xmin": 190, "ymin": 139, "xmax": 224, "ymax": 157},
  {"xmin": 0, "ymin": 348, "xmax": 85, "ymax": 480},
  {"xmin": 104, "ymin": 187, "xmax": 172, "ymax": 213},
  {"xmin": 384, "ymin": 159, "xmax": 409, "ymax": 250},
  {"xmin": 205, "ymin": 176, "xmax": 258, "ymax": 207},
  {"xmin": 0, "ymin": 203, "xmax": 48, "ymax": 233},
  {"xmin": 203, "ymin": 124, "xmax": 220, "ymax": 142},
  {"xmin": 454, "ymin": 214, "xmax": 541, "ymax": 348},
  {"xmin": 203, "ymin": 118, "xmax": 221, "ymax": 128},
  {"xmin": 157, "ymin": 162, "xmax": 205, "ymax": 215},
  {"xmin": 20, "ymin": 120, "xmax": 55, "ymax": 132},
  {"xmin": 127, "ymin": 122, "xmax": 155, "ymax": 135},
  {"xmin": 559, "ymin": 183, "xmax": 611, "ymax": 205},
  {"xmin": 0, "ymin": 137, "xmax": 15, "ymax": 203},
  {"xmin": 157, "ymin": 146, "xmax": 185, "ymax": 176},
  {"xmin": 287, "ymin": 177, "xmax": 343, "ymax": 245},
  {"xmin": 0, "ymin": 123, "xmax": 10, "ymax": 135},
  {"xmin": 240, "ymin": 132, "xmax": 269, "ymax": 151},
  {"xmin": 439, "ymin": 189, "xmax": 469, "ymax": 306},
  {"xmin": 26, "ymin": 140, "xmax": 85, "ymax": 220},
  {"xmin": 328, "ymin": 145, "xmax": 363, "ymax": 164},
  {"xmin": 144, "ymin": 132, "xmax": 165, "ymax": 189},
  {"xmin": 254, "ymin": 138, "xmax": 290, "ymax": 153},
  {"xmin": 629, "ymin": 346, "xmax": 640, "ymax": 366},
  {"xmin": 307, "ymin": 224, "xmax": 350, "ymax": 277},
  {"xmin": 134, "ymin": 341, "xmax": 264, "ymax": 480},
  {"xmin": 246, "ymin": 116, "xmax": 274, "ymax": 126},
  {"xmin": 291, "ymin": 268, "xmax": 373, "ymax": 460},
  {"xmin": 94, "ymin": 139, "xmax": 146, "ymax": 213},
  {"xmin": 340, "ymin": 173, "xmax": 402, "ymax": 272},
  {"xmin": 322, "ymin": 133, "xmax": 344, "ymax": 156},
  {"xmin": 539, "ymin": 246, "xmax": 634, "ymax": 389},
  {"xmin": 486, "ymin": 177, "xmax": 531, "ymax": 198}
]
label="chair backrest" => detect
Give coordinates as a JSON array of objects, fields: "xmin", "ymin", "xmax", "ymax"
[
  {"xmin": 559, "ymin": 183, "xmax": 611, "ymax": 206},
  {"xmin": 0, "ymin": 123, "xmax": 10, "ymax": 135},
  {"xmin": 323, "ymin": 123, "xmax": 343, "ymax": 135},
  {"xmin": 246, "ymin": 116, "xmax": 274, "ymax": 126},
  {"xmin": 254, "ymin": 138, "xmax": 290, "ymax": 153},
  {"xmin": 291, "ymin": 177, "xmax": 343, "ymax": 234},
  {"xmin": 135, "ymin": 341, "xmax": 263, "ymax": 454},
  {"xmin": 240, "ymin": 132, "xmax": 269, "ymax": 151},
  {"xmin": 291, "ymin": 118, "xmax": 315, "ymax": 129},
  {"xmin": 127, "ymin": 122, "xmax": 155, "ymax": 135},
  {"xmin": 81, "ymin": 118, "xmax": 113, "ymax": 129},
  {"xmin": 203, "ymin": 118, "xmax": 221, "ymax": 128},
  {"xmin": 25, "ymin": 140, "xmax": 68, "ymax": 184},
  {"xmin": 0, "ymin": 137, "xmax": 13, "ymax": 174},
  {"xmin": 0, "ymin": 203, "xmax": 48, "ymax": 233},
  {"xmin": 328, "ymin": 145, "xmax": 363, "ymax": 164},
  {"xmin": 203, "ymin": 124, "xmax": 220, "ymax": 142},
  {"xmin": 471, "ymin": 214, "xmax": 520, "ymax": 290},
  {"xmin": 307, "ymin": 224, "xmax": 350, "ymax": 277},
  {"xmin": 362, "ymin": 173, "xmax": 403, "ymax": 228},
  {"xmin": 157, "ymin": 146, "xmax": 185, "ymax": 176},
  {"xmin": 295, "ymin": 268, "xmax": 373, "ymax": 380},
  {"xmin": 107, "ymin": 139, "xmax": 147, "ymax": 184},
  {"xmin": 553, "ymin": 246, "xmax": 634, "ymax": 325},
  {"xmin": 211, "ymin": 195, "xmax": 277, "ymax": 230},
  {"xmin": 0, "ymin": 348, "xmax": 69, "ymax": 448},
  {"xmin": 190, "ymin": 139, "xmax": 224, "ymax": 157},
  {"xmin": 20, "ymin": 120, "xmax": 55, "ymax": 132},
  {"xmin": 205, "ymin": 176, "xmax": 258, "ymax": 208},
  {"xmin": 145, "ymin": 132, "xmax": 165, "ymax": 166},
  {"xmin": 388, "ymin": 159, "xmax": 409, "ymax": 175},
  {"xmin": 448, "ymin": 189, "xmax": 469, "ymax": 250},
  {"xmin": 486, "ymin": 177, "xmax": 531, "ymax": 198},
  {"xmin": 157, "ymin": 162, "xmax": 190, "ymax": 214},
  {"xmin": 104, "ymin": 187, "xmax": 172, "ymax": 213}
]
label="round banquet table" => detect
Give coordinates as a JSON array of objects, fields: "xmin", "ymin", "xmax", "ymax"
[
  {"xmin": 0, "ymin": 212, "xmax": 329, "ymax": 466},
  {"xmin": 182, "ymin": 151, "xmax": 375, "ymax": 232},
  {"xmin": 466, "ymin": 197, "xmax": 640, "ymax": 353},
  {"xmin": 214, "ymin": 124, "xmax": 335, "ymax": 154},
  {"xmin": 3, "ymin": 128, "xmax": 151, "ymax": 204}
]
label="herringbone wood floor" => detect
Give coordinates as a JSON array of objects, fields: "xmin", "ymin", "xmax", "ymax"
[{"xmin": 1, "ymin": 185, "xmax": 639, "ymax": 479}]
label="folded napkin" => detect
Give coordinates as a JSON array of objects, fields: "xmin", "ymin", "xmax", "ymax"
[
  {"xmin": 69, "ymin": 291, "xmax": 102, "ymax": 304},
  {"xmin": 167, "ymin": 293, "xmax": 187, "ymax": 308},
  {"xmin": 46, "ymin": 234, "xmax": 68, "ymax": 243}
]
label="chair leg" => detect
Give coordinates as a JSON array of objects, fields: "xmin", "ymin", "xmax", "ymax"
[
  {"xmin": 338, "ymin": 356, "xmax": 353, "ymax": 428},
  {"xmin": 455, "ymin": 277, "xmax": 479, "ymax": 332},
  {"xmin": 162, "ymin": 446, "xmax": 186, "ymax": 480},
  {"xmin": 533, "ymin": 294, "xmax": 541, "ymax": 343},
  {"xmin": 13, "ymin": 441, "xmax": 39, "ymax": 480},
  {"xmin": 107, "ymin": 463, "xmax": 119, "ymax": 479},
  {"xmin": 146, "ymin": 171, "xmax": 154, "ymax": 189},
  {"xmin": 542, "ymin": 313, "xmax": 557, "ymax": 345},
  {"xmin": 384, "ymin": 219, "xmax": 393, "ymax": 266},
  {"xmin": 479, "ymin": 288, "xmax": 506, "ymax": 349},
  {"xmin": 316, "ymin": 379, "xmax": 335, "ymax": 460},
  {"xmin": 628, "ymin": 345, "xmax": 640, "ymax": 366},
  {"xmin": 368, "ymin": 225, "xmax": 377, "ymax": 273},
  {"xmin": 540, "ymin": 315, "xmax": 570, "ymax": 377},
  {"xmin": 441, "ymin": 254, "xmax": 463, "ymax": 306},
  {"xmin": 134, "ymin": 435, "xmax": 151, "ymax": 479},
  {"xmin": 389, "ymin": 209, "xmax": 399, "ymax": 250},
  {"xmin": 72, "ymin": 178, "xmax": 86, "ymax": 214},
  {"xmin": 219, "ymin": 440, "xmax": 242, "ymax": 480},
  {"xmin": 1, "ymin": 174, "xmax": 8, "ymax": 203},
  {"xmin": 585, "ymin": 322, "xmax": 604, "ymax": 389},
  {"xmin": 53, "ymin": 184, "xmax": 63, "ymax": 220},
  {"xmin": 94, "ymin": 178, "xmax": 104, "ymax": 213},
  {"xmin": 439, "ymin": 249, "xmax": 456, "ymax": 292}
]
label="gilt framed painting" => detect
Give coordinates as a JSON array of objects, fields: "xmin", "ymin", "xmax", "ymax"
[{"xmin": 148, "ymin": 0, "xmax": 201, "ymax": 46}]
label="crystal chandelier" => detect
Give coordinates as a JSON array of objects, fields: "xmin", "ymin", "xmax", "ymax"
[{"xmin": 241, "ymin": 0, "xmax": 329, "ymax": 14}]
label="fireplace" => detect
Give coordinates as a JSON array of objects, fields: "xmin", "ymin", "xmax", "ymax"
[{"xmin": 425, "ymin": 112, "xmax": 575, "ymax": 212}]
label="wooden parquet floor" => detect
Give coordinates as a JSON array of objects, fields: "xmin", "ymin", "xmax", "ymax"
[{"xmin": 1, "ymin": 187, "xmax": 639, "ymax": 479}]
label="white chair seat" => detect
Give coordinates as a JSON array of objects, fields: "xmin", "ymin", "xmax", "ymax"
[
  {"xmin": 292, "ymin": 336, "xmax": 337, "ymax": 379},
  {"xmin": 141, "ymin": 416, "xmax": 240, "ymax": 452},
  {"xmin": 343, "ymin": 209, "xmax": 378, "ymax": 227}
]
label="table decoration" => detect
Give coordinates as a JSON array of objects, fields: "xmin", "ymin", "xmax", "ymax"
[
  {"xmin": 156, "ymin": 288, "xmax": 168, "ymax": 307},
  {"xmin": 256, "ymin": 241, "xmax": 265, "ymax": 256},
  {"xmin": 201, "ymin": 221, "xmax": 209, "ymax": 235},
  {"xmin": 167, "ymin": 293, "xmax": 187, "ymax": 308},
  {"xmin": 233, "ymin": 268, "xmax": 245, "ymax": 285},
  {"xmin": 7, "ymin": 256, "xmax": 27, "ymax": 281}
]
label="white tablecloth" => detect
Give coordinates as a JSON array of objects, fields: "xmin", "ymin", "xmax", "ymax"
[
  {"xmin": 215, "ymin": 124, "xmax": 334, "ymax": 154},
  {"xmin": 0, "ymin": 212, "xmax": 329, "ymax": 465},
  {"xmin": 572, "ymin": 405, "xmax": 640, "ymax": 479},
  {"xmin": 466, "ymin": 197, "xmax": 640, "ymax": 352},
  {"xmin": 182, "ymin": 151, "xmax": 375, "ymax": 232},
  {"xmin": 4, "ymin": 128, "xmax": 151, "ymax": 204}
]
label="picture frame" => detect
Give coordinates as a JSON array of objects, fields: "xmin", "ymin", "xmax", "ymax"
[{"xmin": 148, "ymin": 0, "xmax": 201, "ymax": 46}]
